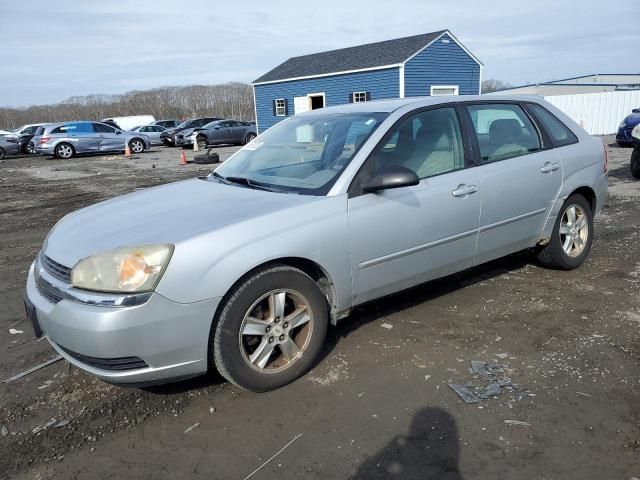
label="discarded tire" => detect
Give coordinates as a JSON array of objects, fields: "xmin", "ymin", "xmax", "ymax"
[{"xmin": 191, "ymin": 149, "xmax": 220, "ymax": 165}]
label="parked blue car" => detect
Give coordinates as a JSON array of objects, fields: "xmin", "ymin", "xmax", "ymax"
[{"xmin": 616, "ymin": 108, "xmax": 640, "ymax": 146}]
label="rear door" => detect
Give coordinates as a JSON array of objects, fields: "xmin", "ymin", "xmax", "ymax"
[
  {"xmin": 65, "ymin": 122, "xmax": 99, "ymax": 153},
  {"xmin": 93, "ymin": 123, "xmax": 124, "ymax": 152},
  {"xmin": 209, "ymin": 121, "xmax": 234, "ymax": 144},
  {"xmin": 228, "ymin": 121, "xmax": 245, "ymax": 143},
  {"xmin": 464, "ymin": 102, "xmax": 562, "ymax": 264}
]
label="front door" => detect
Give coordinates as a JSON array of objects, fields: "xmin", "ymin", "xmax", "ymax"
[
  {"xmin": 348, "ymin": 106, "xmax": 480, "ymax": 305},
  {"xmin": 464, "ymin": 103, "xmax": 563, "ymax": 264},
  {"xmin": 93, "ymin": 123, "xmax": 124, "ymax": 152}
]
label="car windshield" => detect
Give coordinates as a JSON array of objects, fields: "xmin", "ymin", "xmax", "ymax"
[
  {"xmin": 212, "ymin": 112, "xmax": 388, "ymax": 195},
  {"xmin": 203, "ymin": 120, "xmax": 222, "ymax": 129}
]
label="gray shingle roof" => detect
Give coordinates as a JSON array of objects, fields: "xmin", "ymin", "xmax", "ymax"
[{"xmin": 253, "ymin": 30, "xmax": 448, "ymax": 84}]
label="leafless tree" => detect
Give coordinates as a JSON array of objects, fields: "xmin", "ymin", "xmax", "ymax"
[
  {"xmin": 0, "ymin": 82, "xmax": 255, "ymax": 128},
  {"xmin": 481, "ymin": 79, "xmax": 512, "ymax": 94}
]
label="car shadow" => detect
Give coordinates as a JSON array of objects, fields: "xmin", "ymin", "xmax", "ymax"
[
  {"xmin": 351, "ymin": 406, "xmax": 463, "ymax": 479},
  {"xmin": 319, "ymin": 251, "xmax": 532, "ymax": 364}
]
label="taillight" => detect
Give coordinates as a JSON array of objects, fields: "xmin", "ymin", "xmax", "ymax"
[
  {"xmin": 602, "ymin": 139, "xmax": 608, "ymax": 173},
  {"xmin": 38, "ymin": 137, "xmax": 51, "ymax": 144}
]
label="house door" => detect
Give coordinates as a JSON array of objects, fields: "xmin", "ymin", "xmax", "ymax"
[{"xmin": 308, "ymin": 93, "xmax": 325, "ymax": 110}]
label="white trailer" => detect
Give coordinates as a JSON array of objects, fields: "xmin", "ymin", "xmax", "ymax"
[{"xmin": 101, "ymin": 115, "xmax": 155, "ymax": 131}]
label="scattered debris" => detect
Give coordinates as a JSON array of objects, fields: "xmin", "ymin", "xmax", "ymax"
[
  {"xmin": 209, "ymin": 407, "xmax": 216, "ymax": 414},
  {"xmin": 478, "ymin": 382, "xmax": 502, "ymax": 399},
  {"xmin": 424, "ymin": 375, "xmax": 432, "ymax": 382},
  {"xmin": 380, "ymin": 323, "xmax": 393, "ymax": 330},
  {"xmin": 32, "ymin": 418, "xmax": 58, "ymax": 434},
  {"xmin": 504, "ymin": 420, "xmax": 530, "ymax": 426},
  {"xmin": 448, "ymin": 383, "xmax": 481, "ymax": 403},
  {"xmin": 576, "ymin": 392, "xmax": 592, "ymax": 398},
  {"xmin": 1, "ymin": 425, "xmax": 8, "ymax": 437},
  {"xmin": 495, "ymin": 353, "xmax": 509, "ymax": 359},
  {"xmin": 2, "ymin": 355, "xmax": 64, "ymax": 384},
  {"xmin": 242, "ymin": 433, "xmax": 303, "ymax": 480},
  {"xmin": 54, "ymin": 420, "xmax": 70, "ymax": 428},
  {"xmin": 471, "ymin": 360, "xmax": 504, "ymax": 378},
  {"xmin": 8, "ymin": 328, "xmax": 23, "ymax": 335},
  {"xmin": 183, "ymin": 422, "xmax": 200, "ymax": 434}
]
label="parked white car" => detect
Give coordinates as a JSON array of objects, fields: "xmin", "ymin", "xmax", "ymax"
[{"xmin": 101, "ymin": 116, "xmax": 155, "ymax": 131}]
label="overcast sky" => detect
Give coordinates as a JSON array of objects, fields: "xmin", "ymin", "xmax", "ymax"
[{"xmin": 1, "ymin": 0, "xmax": 638, "ymax": 107}]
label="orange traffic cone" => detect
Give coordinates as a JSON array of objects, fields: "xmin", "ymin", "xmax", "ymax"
[
  {"xmin": 180, "ymin": 150, "xmax": 188, "ymax": 165},
  {"xmin": 124, "ymin": 142, "xmax": 131, "ymax": 157}
]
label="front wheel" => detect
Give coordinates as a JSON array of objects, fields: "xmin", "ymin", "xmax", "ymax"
[
  {"xmin": 631, "ymin": 147, "xmax": 640, "ymax": 180},
  {"xmin": 129, "ymin": 138, "xmax": 145, "ymax": 154},
  {"xmin": 536, "ymin": 193, "xmax": 593, "ymax": 270},
  {"xmin": 212, "ymin": 265, "xmax": 329, "ymax": 392},
  {"xmin": 243, "ymin": 132, "xmax": 257, "ymax": 145}
]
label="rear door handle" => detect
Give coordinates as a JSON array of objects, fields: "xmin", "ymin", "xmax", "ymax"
[
  {"xmin": 452, "ymin": 184, "xmax": 478, "ymax": 197},
  {"xmin": 540, "ymin": 162, "xmax": 560, "ymax": 173}
]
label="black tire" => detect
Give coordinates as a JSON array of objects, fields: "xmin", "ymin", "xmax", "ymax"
[
  {"xmin": 243, "ymin": 132, "xmax": 257, "ymax": 145},
  {"xmin": 536, "ymin": 193, "xmax": 593, "ymax": 270},
  {"xmin": 54, "ymin": 142, "xmax": 75, "ymax": 159},
  {"xmin": 129, "ymin": 138, "xmax": 145, "ymax": 154},
  {"xmin": 212, "ymin": 265, "xmax": 329, "ymax": 392},
  {"xmin": 0, "ymin": 147, "xmax": 5, "ymax": 160},
  {"xmin": 631, "ymin": 147, "xmax": 640, "ymax": 180}
]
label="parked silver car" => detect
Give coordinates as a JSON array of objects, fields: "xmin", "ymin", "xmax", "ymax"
[
  {"xmin": 24, "ymin": 96, "xmax": 607, "ymax": 391},
  {"xmin": 130, "ymin": 125, "xmax": 166, "ymax": 146},
  {"xmin": 176, "ymin": 119, "xmax": 257, "ymax": 149},
  {"xmin": 32, "ymin": 121, "xmax": 151, "ymax": 159},
  {"xmin": 0, "ymin": 136, "xmax": 20, "ymax": 159}
]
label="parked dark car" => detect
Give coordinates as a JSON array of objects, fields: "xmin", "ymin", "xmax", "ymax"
[
  {"xmin": 616, "ymin": 108, "xmax": 640, "ymax": 146},
  {"xmin": 0, "ymin": 136, "xmax": 20, "ymax": 159},
  {"xmin": 631, "ymin": 124, "xmax": 640, "ymax": 179},
  {"xmin": 160, "ymin": 117, "xmax": 222, "ymax": 147},
  {"xmin": 152, "ymin": 119, "xmax": 181, "ymax": 129},
  {"xmin": 176, "ymin": 120, "xmax": 257, "ymax": 149}
]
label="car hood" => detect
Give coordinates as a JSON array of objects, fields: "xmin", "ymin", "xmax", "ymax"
[
  {"xmin": 179, "ymin": 128, "xmax": 195, "ymax": 136},
  {"xmin": 44, "ymin": 178, "xmax": 322, "ymax": 267},
  {"xmin": 623, "ymin": 113, "xmax": 640, "ymax": 127}
]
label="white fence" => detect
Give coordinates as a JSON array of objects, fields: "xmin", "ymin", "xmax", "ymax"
[{"xmin": 544, "ymin": 90, "xmax": 640, "ymax": 135}]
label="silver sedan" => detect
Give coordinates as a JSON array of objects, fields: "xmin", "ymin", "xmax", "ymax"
[
  {"xmin": 130, "ymin": 125, "xmax": 166, "ymax": 146},
  {"xmin": 24, "ymin": 96, "xmax": 607, "ymax": 391}
]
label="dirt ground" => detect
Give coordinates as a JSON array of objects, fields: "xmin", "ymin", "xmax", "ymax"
[{"xmin": 0, "ymin": 140, "xmax": 638, "ymax": 480}]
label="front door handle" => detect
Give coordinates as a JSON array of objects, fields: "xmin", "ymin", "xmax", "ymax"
[
  {"xmin": 540, "ymin": 162, "xmax": 560, "ymax": 173},
  {"xmin": 452, "ymin": 184, "xmax": 478, "ymax": 197}
]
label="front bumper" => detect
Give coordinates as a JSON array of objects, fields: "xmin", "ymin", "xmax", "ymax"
[{"xmin": 25, "ymin": 261, "xmax": 220, "ymax": 385}]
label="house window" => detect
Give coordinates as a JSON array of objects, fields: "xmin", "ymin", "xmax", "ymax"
[
  {"xmin": 275, "ymin": 98, "xmax": 286, "ymax": 116},
  {"xmin": 430, "ymin": 85, "xmax": 459, "ymax": 96},
  {"xmin": 352, "ymin": 92, "xmax": 368, "ymax": 103}
]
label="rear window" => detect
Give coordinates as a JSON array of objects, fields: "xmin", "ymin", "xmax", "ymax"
[
  {"xmin": 527, "ymin": 103, "xmax": 578, "ymax": 147},
  {"xmin": 35, "ymin": 127, "xmax": 45, "ymax": 136},
  {"xmin": 51, "ymin": 122, "xmax": 94, "ymax": 135}
]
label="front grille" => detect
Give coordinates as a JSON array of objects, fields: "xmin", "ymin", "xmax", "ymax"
[
  {"xmin": 41, "ymin": 254, "xmax": 72, "ymax": 284},
  {"xmin": 36, "ymin": 275, "xmax": 64, "ymax": 304},
  {"xmin": 59, "ymin": 345, "xmax": 148, "ymax": 371}
]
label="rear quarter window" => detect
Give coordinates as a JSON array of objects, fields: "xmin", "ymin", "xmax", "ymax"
[{"xmin": 527, "ymin": 103, "xmax": 578, "ymax": 147}]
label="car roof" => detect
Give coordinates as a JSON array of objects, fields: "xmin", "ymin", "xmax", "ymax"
[{"xmin": 298, "ymin": 94, "xmax": 545, "ymax": 116}]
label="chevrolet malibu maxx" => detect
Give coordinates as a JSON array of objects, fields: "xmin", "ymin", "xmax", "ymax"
[{"xmin": 25, "ymin": 96, "xmax": 608, "ymax": 391}]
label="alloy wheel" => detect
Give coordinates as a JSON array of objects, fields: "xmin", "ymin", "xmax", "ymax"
[
  {"xmin": 238, "ymin": 289, "xmax": 313, "ymax": 374},
  {"xmin": 130, "ymin": 140, "xmax": 144, "ymax": 153},
  {"xmin": 559, "ymin": 204, "xmax": 589, "ymax": 257},
  {"xmin": 57, "ymin": 144, "xmax": 73, "ymax": 159}
]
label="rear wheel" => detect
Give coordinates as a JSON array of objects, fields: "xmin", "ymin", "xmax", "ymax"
[
  {"xmin": 631, "ymin": 147, "xmax": 640, "ymax": 180},
  {"xmin": 243, "ymin": 132, "xmax": 257, "ymax": 145},
  {"xmin": 212, "ymin": 265, "xmax": 328, "ymax": 392},
  {"xmin": 536, "ymin": 193, "xmax": 593, "ymax": 270},
  {"xmin": 129, "ymin": 138, "xmax": 145, "ymax": 154},
  {"xmin": 55, "ymin": 142, "xmax": 75, "ymax": 159}
]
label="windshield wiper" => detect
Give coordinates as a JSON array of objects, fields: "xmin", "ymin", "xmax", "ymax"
[{"xmin": 214, "ymin": 172, "xmax": 286, "ymax": 193}]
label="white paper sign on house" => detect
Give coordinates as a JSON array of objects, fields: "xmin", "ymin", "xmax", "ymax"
[{"xmin": 294, "ymin": 96, "xmax": 309, "ymax": 115}]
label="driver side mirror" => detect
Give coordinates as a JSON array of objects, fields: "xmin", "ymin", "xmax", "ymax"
[
  {"xmin": 362, "ymin": 166, "xmax": 419, "ymax": 193},
  {"xmin": 116, "ymin": 130, "xmax": 122, "ymax": 135}
]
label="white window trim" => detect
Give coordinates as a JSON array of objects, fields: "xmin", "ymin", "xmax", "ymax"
[
  {"xmin": 430, "ymin": 85, "xmax": 459, "ymax": 96},
  {"xmin": 275, "ymin": 98, "xmax": 286, "ymax": 116},
  {"xmin": 352, "ymin": 91, "xmax": 367, "ymax": 103}
]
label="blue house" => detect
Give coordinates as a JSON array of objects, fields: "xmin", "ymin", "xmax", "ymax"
[{"xmin": 252, "ymin": 30, "xmax": 482, "ymax": 132}]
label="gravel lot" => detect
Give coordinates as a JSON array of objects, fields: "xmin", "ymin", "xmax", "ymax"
[{"xmin": 0, "ymin": 140, "xmax": 638, "ymax": 480}]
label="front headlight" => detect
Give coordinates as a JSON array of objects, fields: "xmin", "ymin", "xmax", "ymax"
[
  {"xmin": 620, "ymin": 121, "xmax": 627, "ymax": 129},
  {"xmin": 632, "ymin": 124, "xmax": 640, "ymax": 141},
  {"xmin": 71, "ymin": 244, "xmax": 174, "ymax": 293}
]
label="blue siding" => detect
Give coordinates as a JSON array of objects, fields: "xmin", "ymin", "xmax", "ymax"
[
  {"xmin": 404, "ymin": 33, "xmax": 480, "ymax": 97},
  {"xmin": 254, "ymin": 67, "xmax": 399, "ymax": 132}
]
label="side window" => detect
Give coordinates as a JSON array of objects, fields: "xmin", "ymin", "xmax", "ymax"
[
  {"xmin": 24, "ymin": 126, "xmax": 37, "ymax": 135},
  {"xmin": 527, "ymin": 103, "xmax": 578, "ymax": 147},
  {"xmin": 466, "ymin": 104, "xmax": 541, "ymax": 164},
  {"xmin": 371, "ymin": 107, "xmax": 465, "ymax": 179},
  {"xmin": 93, "ymin": 123, "xmax": 116, "ymax": 134}
]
